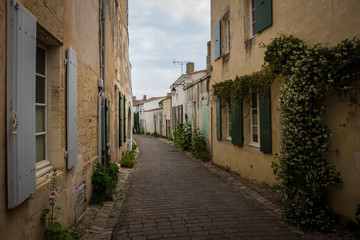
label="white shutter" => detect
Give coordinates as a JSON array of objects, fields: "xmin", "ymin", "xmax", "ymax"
[
  {"xmin": 7, "ymin": 0, "xmax": 37, "ymax": 209},
  {"xmin": 67, "ymin": 47, "xmax": 78, "ymax": 169}
]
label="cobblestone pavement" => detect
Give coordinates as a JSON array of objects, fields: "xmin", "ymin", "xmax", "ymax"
[{"xmin": 111, "ymin": 135, "xmax": 302, "ymax": 240}]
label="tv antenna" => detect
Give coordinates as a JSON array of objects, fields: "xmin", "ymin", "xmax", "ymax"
[{"xmin": 173, "ymin": 59, "xmax": 190, "ymax": 74}]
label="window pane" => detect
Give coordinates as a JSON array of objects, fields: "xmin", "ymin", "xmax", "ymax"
[
  {"xmin": 253, "ymin": 127, "xmax": 258, "ymax": 142},
  {"xmin": 36, "ymin": 47, "xmax": 46, "ymax": 75},
  {"xmin": 36, "ymin": 76, "xmax": 46, "ymax": 104},
  {"xmin": 36, "ymin": 135, "xmax": 46, "ymax": 163},
  {"xmin": 36, "ymin": 106, "xmax": 45, "ymax": 132},
  {"xmin": 252, "ymin": 110, "xmax": 257, "ymax": 125}
]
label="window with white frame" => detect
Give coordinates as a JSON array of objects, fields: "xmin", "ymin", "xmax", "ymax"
[
  {"xmin": 36, "ymin": 45, "xmax": 47, "ymax": 164},
  {"xmin": 227, "ymin": 100, "xmax": 232, "ymax": 139},
  {"xmin": 222, "ymin": 10, "xmax": 230, "ymax": 54},
  {"xmin": 250, "ymin": 94, "xmax": 260, "ymax": 146},
  {"xmin": 225, "ymin": 18, "xmax": 230, "ymax": 53},
  {"xmin": 250, "ymin": 0, "xmax": 256, "ymax": 37}
]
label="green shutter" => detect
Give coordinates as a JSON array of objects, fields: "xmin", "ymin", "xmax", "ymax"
[
  {"xmin": 216, "ymin": 98, "xmax": 222, "ymax": 140},
  {"xmin": 259, "ymin": 90, "xmax": 272, "ymax": 154},
  {"xmin": 201, "ymin": 100, "xmax": 208, "ymax": 139},
  {"xmin": 231, "ymin": 97, "xmax": 243, "ymax": 146},
  {"xmin": 119, "ymin": 92, "xmax": 122, "ymax": 146},
  {"xmin": 105, "ymin": 98, "xmax": 109, "ymax": 148},
  {"xmin": 255, "ymin": 0, "xmax": 272, "ymax": 34},
  {"xmin": 123, "ymin": 95, "xmax": 126, "ymax": 142},
  {"xmin": 214, "ymin": 20, "xmax": 221, "ymax": 60}
]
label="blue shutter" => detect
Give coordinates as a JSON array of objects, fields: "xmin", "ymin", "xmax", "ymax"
[
  {"xmin": 201, "ymin": 100, "xmax": 208, "ymax": 139},
  {"xmin": 255, "ymin": 0, "xmax": 272, "ymax": 34},
  {"xmin": 216, "ymin": 98, "xmax": 222, "ymax": 140},
  {"xmin": 214, "ymin": 20, "xmax": 221, "ymax": 60},
  {"xmin": 67, "ymin": 46, "xmax": 78, "ymax": 169},
  {"xmin": 188, "ymin": 103, "xmax": 192, "ymax": 124},
  {"xmin": 6, "ymin": 0, "xmax": 37, "ymax": 208},
  {"xmin": 260, "ymin": 90, "xmax": 272, "ymax": 154}
]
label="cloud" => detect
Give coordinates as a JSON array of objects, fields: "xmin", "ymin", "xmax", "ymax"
[{"xmin": 129, "ymin": 0, "xmax": 210, "ymax": 99}]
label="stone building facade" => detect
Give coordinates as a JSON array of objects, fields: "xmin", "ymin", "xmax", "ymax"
[
  {"xmin": 0, "ymin": 0, "xmax": 132, "ymax": 239},
  {"xmin": 210, "ymin": 0, "xmax": 360, "ymax": 221}
]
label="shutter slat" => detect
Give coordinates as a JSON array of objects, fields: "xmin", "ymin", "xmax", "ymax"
[
  {"xmin": 214, "ymin": 20, "xmax": 221, "ymax": 60},
  {"xmin": 7, "ymin": 1, "xmax": 37, "ymax": 208},
  {"xmin": 67, "ymin": 46, "xmax": 78, "ymax": 169},
  {"xmin": 119, "ymin": 92, "xmax": 122, "ymax": 146},
  {"xmin": 231, "ymin": 97, "xmax": 243, "ymax": 146},
  {"xmin": 260, "ymin": 90, "xmax": 272, "ymax": 153},
  {"xmin": 255, "ymin": 0, "xmax": 272, "ymax": 34},
  {"xmin": 216, "ymin": 98, "xmax": 222, "ymax": 140},
  {"xmin": 202, "ymin": 100, "xmax": 208, "ymax": 139}
]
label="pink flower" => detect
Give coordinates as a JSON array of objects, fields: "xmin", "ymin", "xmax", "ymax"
[{"xmin": 49, "ymin": 190, "xmax": 59, "ymax": 199}]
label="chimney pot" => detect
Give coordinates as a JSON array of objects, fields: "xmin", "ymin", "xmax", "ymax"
[{"xmin": 143, "ymin": 95, "xmax": 147, "ymax": 101}]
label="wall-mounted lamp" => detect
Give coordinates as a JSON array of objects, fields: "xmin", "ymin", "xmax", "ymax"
[{"xmin": 171, "ymin": 82, "xmax": 185, "ymax": 96}]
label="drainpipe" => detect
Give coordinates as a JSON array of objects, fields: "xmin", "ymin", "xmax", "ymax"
[{"xmin": 98, "ymin": 0, "xmax": 106, "ymax": 164}]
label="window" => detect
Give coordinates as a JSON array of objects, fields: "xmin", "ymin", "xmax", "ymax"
[
  {"xmin": 224, "ymin": 18, "xmax": 230, "ymax": 53},
  {"xmin": 250, "ymin": 94, "xmax": 260, "ymax": 147},
  {"xmin": 249, "ymin": 0, "xmax": 273, "ymax": 37},
  {"xmin": 250, "ymin": 0, "xmax": 256, "ymax": 37},
  {"xmin": 35, "ymin": 46, "xmax": 47, "ymax": 164},
  {"xmin": 227, "ymin": 101, "xmax": 232, "ymax": 139}
]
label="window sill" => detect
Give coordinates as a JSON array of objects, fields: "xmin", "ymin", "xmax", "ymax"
[
  {"xmin": 36, "ymin": 160, "xmax": 54, "ymax": 179},
  {"xmin": 222, "ymin": 52, "xmax": 230, "ymax": 62},
  {"xmin": 248, "ymin": 142, "xmax": 260, "ymax": 148}
]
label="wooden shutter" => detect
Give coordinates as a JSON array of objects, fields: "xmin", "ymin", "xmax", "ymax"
[
  {"xmin": 7, "ymin": 1, "xmax": 37, "ymax": 208},
  {"xmin": 105, "ymin": 98, "xmax": 109, "ymax": 148},
  {"xmin": 214, "ymin": 20, "xmax": 221, "ymax": 60},
  {"xmin": 231, "ymin": 97, "xmax": 243, "ymax": 146},
  {"xmin": 202, "ymin": 100, "xmax": 208, "ymax": 139},
  {"xmin": 259, "ymin": 90, "xmax": 272, "ymax": 153},
  {"xmin": 255, "ymin": 0, "xmax": 272, "ymax": 34},
  {"xmin": 67, "ymin": 47, "xmax": 78, "ymax": 169},
  {"xmin": 119, "ymin": 92, "xmax": 122, "ymax": 146},
  {"xmin": 216, "ymin": 98, "xmax": 222, "ymax": 140},
  {"xmin": 188, "ymin": 103, "xmax": 192, "ymax": 124},
  {"xmin": 123, "ymin": 95, "xmax": 126, "ymax": 142}
]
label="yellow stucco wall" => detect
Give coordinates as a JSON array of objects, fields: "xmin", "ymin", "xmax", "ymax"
[
  {"xmin": 0, "ymin": 0, "xmax": 131, "ymax": 239},
  {"xmin": 211, "ymin": 0, "xmax": 360, "ymax": 220}
]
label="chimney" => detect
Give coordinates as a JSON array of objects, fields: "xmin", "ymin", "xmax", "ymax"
[
  {"xmin": 207, "ymin": 41, "xmax": 212, "ymax": 72},
  {"xmin": 186, "ymin": 62, "xmax": 194, "ymax": 74},
  {"xmin": 167, "ymin": 93, "xmax": 171, "ymax": 97},
  {"xmin": 143, "ymin": 95, "xmax": 147, "ymax": 101},
  {"xmin": 132, "ymin": 96, "xmax": 136, "ymax": 101}
]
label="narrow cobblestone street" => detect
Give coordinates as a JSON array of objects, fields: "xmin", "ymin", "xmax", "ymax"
[{"xmin": 111, "ymin": 135, "xmax": 301, "ymax": 240}]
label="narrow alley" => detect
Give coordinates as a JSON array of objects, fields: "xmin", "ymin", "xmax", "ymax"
[{"xmin": 111, "ymin": 135, "xmax": 300, "ymax": 240}]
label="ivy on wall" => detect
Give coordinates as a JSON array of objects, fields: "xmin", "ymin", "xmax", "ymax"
[{"xmin": 212, "ymin": 35, "xmax": 360, "ymax": 232}]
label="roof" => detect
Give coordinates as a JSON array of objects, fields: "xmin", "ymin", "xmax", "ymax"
[{"xmin": 133, "ymin": 96, "xmax": 167, "ymax": 106}]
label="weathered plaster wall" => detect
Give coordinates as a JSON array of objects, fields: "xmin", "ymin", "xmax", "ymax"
[
  {"xmin": 161, "ymin": 99, "xmax": 171, "ymax": 137},
  {"xmin": 210, "ymin": 0, "xmax": 360, "ymax": 220}
]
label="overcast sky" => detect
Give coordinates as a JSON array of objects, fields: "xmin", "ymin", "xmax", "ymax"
[{"xmin": 129, "ymin": 0, "xmax": 210, "ymax": 99}]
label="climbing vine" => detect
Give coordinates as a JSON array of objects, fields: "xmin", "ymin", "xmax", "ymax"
[{"xmin": 212, "ymin": 35, "xmax": 360, "ymax": 232}]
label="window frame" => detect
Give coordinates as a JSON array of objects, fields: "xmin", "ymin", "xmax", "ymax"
[
  {"xmin": 250, "ymin": 0, "xmax": 256, "ymax": 37},
  {"xmin": 226, "ymin": 100, "xmax": 232, "ymax": 140},
  {"xmin": 249, "ymin": 94, "xmax": 260, "ymax": 147},
  {"xmin": 35, "ymin": 44, "xmax": 49, "ymax": 167}
]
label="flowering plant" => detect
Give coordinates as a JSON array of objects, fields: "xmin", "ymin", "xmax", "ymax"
[{"xmin": 41, "ymin": 169, "xmax": 78, "ymax": 239}]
